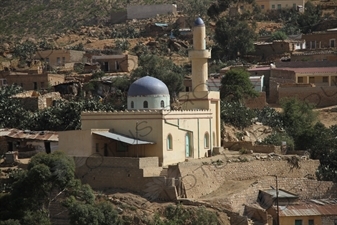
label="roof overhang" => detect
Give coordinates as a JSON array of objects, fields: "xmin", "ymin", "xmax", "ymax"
[{"xmin": 92, "ymin": 131, "xmax": 154, "ymax": 145}]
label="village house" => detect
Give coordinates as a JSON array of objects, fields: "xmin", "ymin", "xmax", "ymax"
[
  {"xmin": 34, "ymin": 49, "xmax": 85, "ymax": 69},
  {"xmin": 0, "ymin": 71, "xmax": 65, "ymax": 90},
  {"xmin": 255, "ymin": 0, "xmax": 305, "ymax": 11},
  {"xmin": 252, "ymin": 39, "xmax": 306, "ymax": 62},
  {"xmin": 11, "ymin": 90, "xmax": 62, "ymax": 111},
  {"xmin": 256, "ymin": 189, "xmax": 337, "ymax": 225},
  {"xmin": 279, "ymin": 199, "xmax": 337, "ymax": 225},
  {"xmin": 269, "ymin": 66, "xmax": 337, "ymax": 107},
  {"xmin": 0, "ymin": 129, "xmax": 58, "ymax": 158},
  {"xmin": 302, "ymin": 28, "xmax": 337, "ymax": 49},
  {"xmin": 291, "ymin": 50, "xmax": 337, "ymax": 62},
  {"xmin": 90, "ymin": 54, "xmax": 138, "ymax": 73}
]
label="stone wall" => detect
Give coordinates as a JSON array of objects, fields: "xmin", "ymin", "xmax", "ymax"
[
  {"xmin": 244, "ymin": 92, "xmax": 267, "ymax": 109},
  {"xmin": 227, "ymin": 177, "xmax": 337, "ymax": 211},
  {"xmin": 223, "ymin": 141, "xmax": 281, "ymax": 154},
  {"xmin": 322, "ymin": 216, "xmax": 337, "ymax": 225},
  {"xmin": 278, "ymin": 86, "xmax": 337, "ymax": 108},
  {"xmin": 269, "ymin": 69, "xmax": 296, "ymax": 103},
  {"xmin": 178, "ymin": 159, "xmax": 320, "ymax": 199},
  {"xmin": 73, "ymin": 156, "xmax": 168, "ymax": 197}
]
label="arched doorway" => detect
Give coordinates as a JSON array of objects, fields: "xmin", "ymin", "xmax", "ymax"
[{"xmin": 185, "ymin": 133, "xmax": 191, "ymax": 157}]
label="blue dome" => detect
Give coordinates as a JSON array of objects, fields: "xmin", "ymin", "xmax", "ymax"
[
  {"xmin": 194, "ymin": 17, "xmax": 204, "ymax": 26},
  {"xmin": 128, "ymin": 76, "xmax": 169, "ymax": 96}
]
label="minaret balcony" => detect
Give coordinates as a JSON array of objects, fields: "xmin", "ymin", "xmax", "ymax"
[{"xmin": 188, "ymin": 49, "xmax": 211, "ymax": 59}]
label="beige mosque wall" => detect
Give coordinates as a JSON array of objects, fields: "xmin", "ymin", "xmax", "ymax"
[
  {"xmin": 58, "ymin": 130, "xmax": 92, "ymax": 156},
  {"xmin": 178, "ymin": 91, "xmax": 221, "ymax": 148}
]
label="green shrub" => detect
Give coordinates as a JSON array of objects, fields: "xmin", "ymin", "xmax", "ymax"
[
  {"xmin": 221, "ymin": 101, "xmax": 256, "ymax": 129},
  {"xmin": 257, "ymin": 132, "xmax": 294, "ymax": 150}
]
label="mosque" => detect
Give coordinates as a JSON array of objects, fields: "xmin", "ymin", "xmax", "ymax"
[{"xmin": 59, "ymin": 18, "xmax": 221, "ymax": 166}]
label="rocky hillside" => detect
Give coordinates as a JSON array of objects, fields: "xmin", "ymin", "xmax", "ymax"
[{"xmin": 0, "ymin": 0, "xmax": 184, "ymax": 38}]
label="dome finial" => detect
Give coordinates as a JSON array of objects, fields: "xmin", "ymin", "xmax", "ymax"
[{"xmin": 194, "ymin": 17, "xmax": 204, "ymax": 26}]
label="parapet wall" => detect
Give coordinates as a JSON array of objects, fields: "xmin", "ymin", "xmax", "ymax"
[
  {"xmin": 223, "ymin": 141, "xmax": 281, "ymax": 154},
  {"xmin": 278, "ymin": 86, "xmax": 337, "ymax": 108}
]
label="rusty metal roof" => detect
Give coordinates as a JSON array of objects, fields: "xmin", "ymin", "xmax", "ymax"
[
  {"xmin": 279, "ymin": 199, "xmax": 337, "ymax": 217},
  {"xmin": 1, "ymin": 128, "xmax": 58, "ymax": 142}
]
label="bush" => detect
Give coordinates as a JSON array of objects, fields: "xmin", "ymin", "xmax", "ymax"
[
  {"xmin": 257, "ymin": 132, "xmax": 294, "ymax": 150},
  {"xmin": 255, "ymin": 106, "xmax": 283, "ymax": 129},
  {"xmin": 221, "ymin": 101, "xmax": 256, "ymax": 129}
]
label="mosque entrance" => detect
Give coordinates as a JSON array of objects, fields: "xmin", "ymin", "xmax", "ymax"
[{"xmin": 185, "ymin": 132, "xmax": 191, "ymax": 158}]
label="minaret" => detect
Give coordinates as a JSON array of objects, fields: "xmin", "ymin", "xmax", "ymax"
[
  {"xmin": 189, "ymin": 17, "xmax": 211, "ymax": 92},
  {"xmin": 178, "ymin": 17, "xmax": 221, "ymax": 150}
]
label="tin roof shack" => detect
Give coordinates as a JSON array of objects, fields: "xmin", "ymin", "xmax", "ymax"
[
  {"xmin": 258, "ymin": 189, "xmax": 299, "ymax": 225},
  {"xmin": 2, "ymin": 129, "xmax": 58, "ymax": 158},
  {"xmin": 279, "ymin": 199, "xmax": 337, "ymax": 225},
  {"xmin": 11, "ymin": 91, "xmax": 62, "ymax": 111},
  {"xmin": 91, "ymin": 54, "xmax": 138, "ymax": 73}
]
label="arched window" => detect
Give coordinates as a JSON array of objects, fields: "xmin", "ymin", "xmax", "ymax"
[
  {"xmin": 131, "ymin": 101, "xmax": 134, "ymax": 108},
  {"xmin": 204, "ymin": 132, "xmax": 209, "ymax": 148},
  {"xmin": 160, "ymin": 100, "xmax": 164, "ymax": 108},
  {"xmin": 167, "ymin": 134, "xmax": 173, "ymax": 150},
  {"xmin": 143, "ymin": 101, "xmax": 148, "ymax": 108}
]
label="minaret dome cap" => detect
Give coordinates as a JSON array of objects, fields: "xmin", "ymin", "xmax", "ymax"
[{"xmin": 194, "ymin": 17, "xmax": 205, "ymax": 26}]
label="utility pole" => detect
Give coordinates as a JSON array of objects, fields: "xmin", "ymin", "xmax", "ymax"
[{"xmin": 275, "ymin": 175, "xmax": 280, "ymax": 225}]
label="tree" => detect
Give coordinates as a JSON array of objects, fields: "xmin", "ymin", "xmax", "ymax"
[
  {"xmin": 269, "ymin": 31, "xmax": 287, "ymax": 41},
  {"xmin": 207, "ymin": 0, "xmax": 254, "ymax": 20},
  {"xmin": 181, "ymin": 0, "xmax": 212, "ymax": 27},
  {"xmin": 221, "ymin": 101, "xmax": 256, "ymax": 129},
  {"xmin": 220, "ymin": 69, "xmax": 258, "ymax": 102},
  {"xmin": 13, "ymin": 40, "xmax": 37, "ymax": 62},
  {"xmin": 0, "ymin": 85, "xmax": 32, "ymax": 129},
  {"xmin": 297, "ymin": 1, "xmax": 322, "ymax": 33},
  {"xmin": 280, "ymin": 98, "xmax": 318, "ymax": 149},
  {"xmin": 0, "ymin": 152, "xmax": 122, "ymax": 224},
  {"xmin": 214, "ymin": 17, "xmax": 257, "ymax": 60}
]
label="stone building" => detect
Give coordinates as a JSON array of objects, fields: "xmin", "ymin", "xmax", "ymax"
[
  {"xmin": 11, "ymin": 91, "xmax": 62, "ymax": 111},
  {"xmin": 91, "ymin": 54, "xmax": 138, "ymax": 73},
  {"xmin": 0, "ymin": 71, "xmax": 65, "ymax": 90},
  {"xmin": 303, "ymin": 29, "xmax": 337, "ymax": 49},
  {"xmin": 34, "ymin": 50, "xmax": 85, "ymax": 68},
  {"xmin": 255, "ymin": 0, "xmax": 305, "ymax": 11},
  {"xmin": 59, "ymin": 18, "xmax": 221, "ymax": 167}
]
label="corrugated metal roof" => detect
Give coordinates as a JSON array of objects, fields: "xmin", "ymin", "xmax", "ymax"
[
  {"xmin": 92, "ymin": 131, "xmax": 154, "ymax": 145},
  {"xmin": 3, "ymin": 128, "xmax": 58, "ymax": 142},
  {"xmin": 279, "ymin": 200, "xmax": 337, "ymax": 217},
  {"xmin": 263, "ymin": 189, "xmax": 298, "ymax": 199}
]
